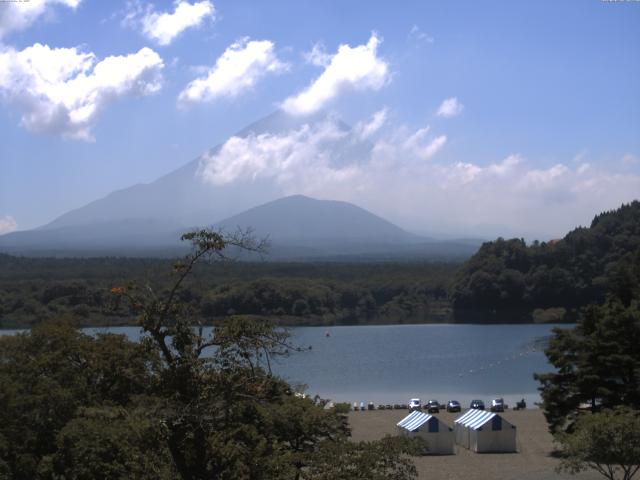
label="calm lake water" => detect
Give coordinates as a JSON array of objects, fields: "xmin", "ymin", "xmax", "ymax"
[{"xmin": 1, "ymin": 324, "xmax": 562, "ymax": 408}]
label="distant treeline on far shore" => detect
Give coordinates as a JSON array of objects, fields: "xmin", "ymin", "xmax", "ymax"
[{"xmin": 1, "ymin": 201, "xmax": 638, "ymax": 329}]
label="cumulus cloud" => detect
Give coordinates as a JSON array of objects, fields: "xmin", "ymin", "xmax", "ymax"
[
  {"xmin": 0, "ymin": 216, "xmax": 17, "ymax": 235},
  {"xmin": 0, "ymin": 43, "xmax": 164, "ymax": 140},
  {"xmin": 125, "ymin": 0, "xmax": 214, "ymax": 46},
  {"xmin": 179, "ymin": 38, "xmax": 287, "ymax": 104},
  {"xmin": 0, "ymin": 0, "xmax": 81, "ymax": 39},
  {"xmin": 282, "ymin": 33, "xmax": 390, "ymax": 115},
  {"xmin": 197, "ymin": 114, "xmax": 640, "ymax": 238},
  {"xmin": 198, "ymin": 118, "xmax": 358, "ymax": 187},
  {"xmin": 436, "ymin": 97, "xmax": 464, "ymax": 118}
]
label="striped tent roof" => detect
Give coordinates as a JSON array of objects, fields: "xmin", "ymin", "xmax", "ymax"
[
  {"xmin": 397, "ymin": 411, "xmax": 433, "ymax": 432},
  {"xmin": 454, "ymin": 409, "xmax": 485, "ymax": 425},
  {"xmin": 455, "ymin": 410, "xmax": 499, "ymax": 430}
]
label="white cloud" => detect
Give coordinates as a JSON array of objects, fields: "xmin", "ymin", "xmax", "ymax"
[
  {"xmin": 197, "ymin": 114, "xmax": 640, "ymax": 238},
  {"xmin": 282, "ymin": 33, "xmax": 390, "ymax": 115},
  {"xmin": 303, "ymin": 43, "xmax": 332, "ymax": 67},
  {"xmin": 577, "ymin": 163, "xmax": 591, "ymax": 175},
  {"xmin": 487, "ymin": 154, "xmax": 522, "ymax": 176},
  {"xmin": 421, "ymin": 135, "xmax": 447, "ymax": 159},
  {"xmin": 135, "ymin": 1, "xmax": 215, "ymax": 46},
  {"xmin": 354, "ymin": 107, "xmax": 387, "ymax": 140},
  {"xmin": 179, "ymin": 38, "xmax": 287, "ymax": 104},
  {"xmin": 198, "ymin": 119, "xmax": 356, "ymax": 187},
  {"xmin": 436, "ymin": 97, "xmax": 464, "ymax": 118},
  {"xmin": 0, "ymin": 216, "xmax": 17, "ymax": 235},
  {"xmin": 519, "ymin": 164, "xmax": 569, "ymax": 189},
  {"xmin": 401, "ymin": 126, "xmax": 447, "ymax": 159},
  {"xmin": 0, "ymin": 43, "xmax": 164, "ymax": 140},
  {"xmin": 408, "ymin": 25, "xmax": 434, "ymax": 44},
  {"xmin": 0, "ymin": 0, "xmax": 81, "ymax": 39}
]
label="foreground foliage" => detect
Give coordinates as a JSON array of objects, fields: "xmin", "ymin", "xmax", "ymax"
[
  {"xmin": 556, "ymin": 407, "xmax": 640, "ymax": 480},
  {"xmin": 0, "ymin": 230, "xmax": 422, "ymax": 479}
]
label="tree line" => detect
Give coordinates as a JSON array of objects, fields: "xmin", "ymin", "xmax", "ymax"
[
  {"xmin": 451, "ymin": 201, "xmax": 640, "ymax": 323},
  {"xmin": 0, "ymin": 256, "xmax": 454, "ymax": 328},
  {"xmin": 2, "ymin": 201, "xmax": 639, "ymax": 329}
]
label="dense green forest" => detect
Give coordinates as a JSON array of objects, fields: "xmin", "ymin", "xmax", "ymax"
[
  {"xmin": 0, "ymin": 256, "xmax": 455, "ymax": 328},
  {"xmin": 451, "ymin": 201, "xmax": 640, "ymax": 323}
]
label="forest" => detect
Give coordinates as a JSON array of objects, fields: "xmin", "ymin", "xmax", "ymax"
[
  {"xmin": 451, "ymin": 201, "xmax": 640, "ymax": 323},
  {"xmin": 0, "ymin": 256, "xmax": 455, "ymax": 328},
  {"xmin": 1, "ymin": 201, "xmax": 639, "ymax": 328}
]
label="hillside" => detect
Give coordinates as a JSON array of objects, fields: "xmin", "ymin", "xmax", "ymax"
[
  {"xmin": 450, "ymin": 201, "xmax": 640, "ymax": 322},
  {"xmin": 216, "ymin": 195, "xmax": 420, "ymax": 244}
]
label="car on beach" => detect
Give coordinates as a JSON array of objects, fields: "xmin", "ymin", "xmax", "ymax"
[
  {"xmin": 446, "ymin": 400, "xmax": 461, "ymax": 412},
  {"xmin": 409, "ymin": 398, "xmax": 421, "ymax": 411},
  {"xmin": 470, "ymin": 399, "xmax": 485, "ymax": 410},
  {"xmin": 426, "ymin": 400, "xmax": 440, "ymax": 413},
  {"xmin": 491, "ymin": 398, "xmax": 504, "ymax": 412}
]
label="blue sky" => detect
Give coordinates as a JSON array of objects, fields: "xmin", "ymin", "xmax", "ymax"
[{"xmin": 0, "ymin": 0, "xmax": 639, "ymax": 237}]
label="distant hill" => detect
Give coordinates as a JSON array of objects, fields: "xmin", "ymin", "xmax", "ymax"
[
  {"xmin": 216, "ymin": 195, "xmax": 421, "ymax": 245},
  {"xmin": 450, "ymin": 201, "xmax": 640, "ymax": 322},
  {"xmin": 213, "ymin": 195, "xmax": 480, "ymax": 261}
]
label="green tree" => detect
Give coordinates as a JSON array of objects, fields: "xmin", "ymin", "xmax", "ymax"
[
  {"xmin": 305, "ymin": 435, "xmax": 424, "ymax": 480},
  {"xmin": 535, "ymin": 299, "xmax": 640, "ymax": 433},
  {"xmin": 39, "ymin": 406, "xmax": 176, "ymax": 479},
  {"xmin": 0, "ymin": 319, "xmax": 156, "ymax": 479},
  {"xmin": 556, "ymin": 407, "xmax": 640, "ymax": 480}
]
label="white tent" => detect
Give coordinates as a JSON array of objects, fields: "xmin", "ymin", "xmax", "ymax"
[
  {"xmin": 454, "ymin": 410, "xmax": 517, "ymax": 453},
  {"xmin": 453, "ymin": 409, "xmax": 486, "ymax": 449},
  {"xmin": 396, "ymin": 411, "xmax": 455, "ymax": 455}
]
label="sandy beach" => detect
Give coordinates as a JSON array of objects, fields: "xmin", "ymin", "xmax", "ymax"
[{"xmin": 348, "ymin": 408, "xmax": 601, "ymax": 480}]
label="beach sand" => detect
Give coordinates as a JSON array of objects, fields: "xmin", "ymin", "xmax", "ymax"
[{"xmin": 348, "ymin": 409, "xmax": 601, "ymax": 480}]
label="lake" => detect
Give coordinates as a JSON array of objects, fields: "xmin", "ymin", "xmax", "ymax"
[{"xmin": 1, "ymin": 323, "xmax": 562, "ymax": 408}]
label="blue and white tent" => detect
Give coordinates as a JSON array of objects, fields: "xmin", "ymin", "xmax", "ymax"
[
  {"xmin": 396, "ymin": 411, "xmax": 455, "ymax": 455},
  {"xmin": 454, "ymin": 409, "xmax": 487, "ymax": 448},
  {"xmin": 454, "ymin": 410, "xmax": 517, "ymax": 453}
]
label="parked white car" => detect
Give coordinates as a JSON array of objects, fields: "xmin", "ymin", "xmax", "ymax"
[{"xmin": 409, "ymin": 398, "xmax": 421, "ymax": 411}]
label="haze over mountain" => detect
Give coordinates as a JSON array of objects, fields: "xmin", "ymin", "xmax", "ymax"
[
  {"xmin": 0, "ymin": 109, "xmax": 482, "ymax": 259},
  {"xmin": 40, "ymin": 110, "xmax": 339, "ymax": 232}
]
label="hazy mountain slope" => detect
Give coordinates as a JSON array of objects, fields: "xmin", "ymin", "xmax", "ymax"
[
  {"xmin": 39, "ymin": 110, "xmax": 357, "ymax": 232},
  {"xmin": 0, "ymin": 109, "xmax": 481, "ymax": 259},
  {"xmin": 216, "ymin": 195, "xmax": 421, "ymax": 244}
]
